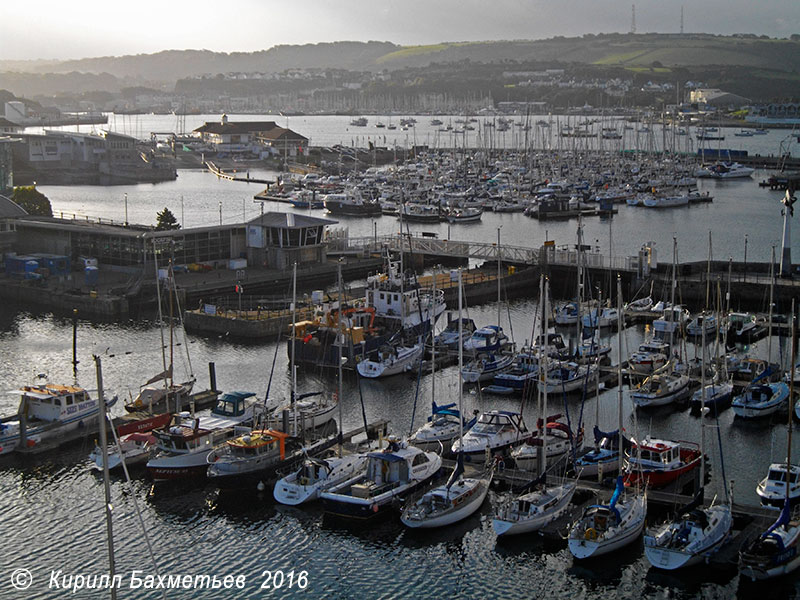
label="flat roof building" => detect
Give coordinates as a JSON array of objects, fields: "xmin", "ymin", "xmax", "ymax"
[{"xmin": 2, "ymin": 211, "xmax": 336, "ymax": 273}]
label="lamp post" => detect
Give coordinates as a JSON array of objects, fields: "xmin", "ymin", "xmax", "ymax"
[
  {"xmin": 124, "ymin": 193, "xmax": 128, "ymax": 227},
  {"xmin": 218, "ymin": 201, "xmax": 222, "ymax": 226}
]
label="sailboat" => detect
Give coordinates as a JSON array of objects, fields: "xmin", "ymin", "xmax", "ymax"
[
  {"xmin": 512, "ymin": 279, "xmax": 583, "ymax": 469},
  {"xmin": 125, "ymin": 259, "xmax": 195, "ymax": 413},
  {"xmin": 274, "ymin": 263, "xmax": 369, "ymax": 505},
  {"xmin": 739, "ymin": 306, "xmax": 800, "ymax": 580},
  {"xmin": 401, "ymin": 269, "xmax": 492, "ymax": 529},
  {"xmin": 643, "ymin": 324, "xmax": 732, "ymax": 569},
  {"xmin": 493, "ymin": 277, "xmax": 577, "ymax": 536},
  {"xmin": 568, "ymin": 277, "xmax": 647, "ymax": 559},
  {"xmin": 411, "ymin": 268, "xmax": 477, "ymax": 451}
]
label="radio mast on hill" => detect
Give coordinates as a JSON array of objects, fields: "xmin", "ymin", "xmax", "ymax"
[
  {"xmin": 680, "ymin": 6, "xmax": 684, "ymax": 34},
  {"xmin": 630, "ymin": 4, "xmax": 636, "ymax": 34}
]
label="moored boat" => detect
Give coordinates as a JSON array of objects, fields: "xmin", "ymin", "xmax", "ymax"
[
  {"xmin": 0, "ymin": 383, "xmax": 118, "ymax": 455},
  {"xmin": 321, "ymin": 438, "xmax": 441, "ymax": 519},
  {"xmin": 273, "ymin": 452, "xmax": 369, "ymax": 505},
  {"xmin": 146, "ymin": 391, "xmax": 258, "ymax": 481},
  {"xmin": 451, "ymin": 410, "xmax": 530, "ymax": 457},
  {"xmin": 756, "ymin": 463, "xmax": 800, "ymax": 509},
  {"xmin": 731, "ymin": 382, "xmax": 789, "ymax": 418},
  {"xmin": 623, "ymin": 438, "xmax": 702, "ymax": 489}
]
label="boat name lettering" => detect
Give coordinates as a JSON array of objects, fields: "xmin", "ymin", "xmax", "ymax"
[{"xmin": 66, "ymin": 401, "xmax": 94, "ymax": 415}]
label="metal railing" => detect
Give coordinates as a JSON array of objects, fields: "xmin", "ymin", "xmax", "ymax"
[
  {"xmin": 330, "ymin": 234, "xmax": 540, "ymax": 264},
  {"xmin": 328, "ymin": 233, "xmax": 641, "ymax": 272}
]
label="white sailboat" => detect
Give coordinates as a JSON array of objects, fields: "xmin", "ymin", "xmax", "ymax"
[
  {"xmin": 273, "ymin": 453, "xmax": 369, "ymax": 505},
  {"xmin": 402, "ymin": 269, "xmax": 492, "ymax": 529},
  {"xmin": 643, "ymin": 326, "xmax": 732, "ymax": 570},
  {"xmin": 274, "ymin": 262, "xmax": 367, "ymax": 505},
  {"xmin": 356, "ymin": 341, "xmax": 423, "ymax": 378},
  {"xmin": 568, "ymin": 277, "xmax": 647, "ymax": 559},
  {"xmin": 494, "ymin": 277, "xmax": 577, "ymax": 536},
  {"xmin": 739, "ymin": 307, "xmax": 800, "ymax": 580}
]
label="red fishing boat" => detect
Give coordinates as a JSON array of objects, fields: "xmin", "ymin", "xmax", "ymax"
[{"xmin": 623, "ymin": 438, "xmax": 702, "ymax": 489}]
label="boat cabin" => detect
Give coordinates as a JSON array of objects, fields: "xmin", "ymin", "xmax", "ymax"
[
  {"xmin": 212, "ymin": 391, "xmax": 255, "ymax": 418},
  {"xmin": 464, "ymin": 326, "xmax": 506, "ymax": 351},
  {"xmin": 17, "ymin": 384, "xmax": 94, "ymax": 422},
  {"xmin": 632, "ymin": 439, "xmax": 682, "ymax": 467},
  {"xmin": 471, "ymin": 411, "xmax": 526, "ymax": 435},
  {"xmin": 583, "ymin": 505, "xmax": 618, "ymax": 533},
  {"xmin": 226, "ymin": 429, "xmax": 289, "ymax": 459},
  {"xmin": 155, "ymin": 413, "xmax": 212, "ymax": 451},
  {"xmin": 352, "ymin": 452, "xmax": 411, "ymax": 496},
  {"xmin": 767, "ymin": 465, "xmax": 800, "ymax": 485}
]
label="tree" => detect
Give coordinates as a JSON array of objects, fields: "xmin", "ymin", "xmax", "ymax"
[
  {"xmin": 11, "ymin": 186, "xmax": 52, "ymax": 217},
  {"xmin": 155, "ymin": 207, "xmax": 180, "ymax": 230}
]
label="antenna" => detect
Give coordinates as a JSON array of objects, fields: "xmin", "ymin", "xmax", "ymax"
[
  {"xmin": 680, "ymin": 6, "xmax": 684, "ymax": 34},
  {"xmin": 630, "ymin": 4, "xmax": 636, "ymax": 34}
]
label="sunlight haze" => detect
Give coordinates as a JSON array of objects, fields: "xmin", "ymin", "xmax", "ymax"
[{"xmin": 1, "ymin": 0, "xmax": 798, "ymax": 61}]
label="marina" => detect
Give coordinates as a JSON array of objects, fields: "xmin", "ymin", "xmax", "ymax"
[{"xmin": 3, "ymin": 113, "xmax": 800, "ymax": 599}]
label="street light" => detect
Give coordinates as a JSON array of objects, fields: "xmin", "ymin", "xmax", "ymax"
[
  {"xmin": 124, "ymin": 193, "xmax": 128, "ymax": 227},
  {"xmin": 219, "ymin": 201, "xmax": 222, "ymax": 226}
]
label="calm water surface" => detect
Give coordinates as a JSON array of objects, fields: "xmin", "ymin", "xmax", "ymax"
[
  {"xmin": 0, "ymin": 297, "xmax": 798, "ymax": 598},
  {"xmin": 8, "ymin": 114, "xmax": 800, "ymax": 598}
]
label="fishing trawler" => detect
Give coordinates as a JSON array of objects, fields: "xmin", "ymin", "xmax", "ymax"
[{"xmin": 290, "ymin": 256, "xmax": 445, "ymax": 369}]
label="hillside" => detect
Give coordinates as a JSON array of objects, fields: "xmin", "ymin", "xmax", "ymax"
[
  {"xmin": 1, "ymin": 34, "xmax": 797, "ymax": 83},
  {"xmin": 0, "ymin": 34, "xmax": 797, "ymax": 106}
]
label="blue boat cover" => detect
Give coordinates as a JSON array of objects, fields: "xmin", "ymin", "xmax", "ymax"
[
  {"xmin": 606, "ymin": 475, "xmax": 624, "ymax": 522},
  {"xmin": 761, "ymin": 496, "xmax": 792, "ymax": 551},
  {"xmin": 367, "ymin": 451, "xmax": 405, "ymax": 463}
]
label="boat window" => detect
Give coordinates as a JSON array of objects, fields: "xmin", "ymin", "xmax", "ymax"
[
  {"xmin": 663, "ymin": 451, "xmax": 672, "ymax": 464},
  {"xmin": 379, "ymin": 293, "xmax": 385, "ymax": 301},
  {"xmin": 639, "ymin": 450, "xmax": 651, "ymax": 462},
  {"xmin": 769, "ymin": 469, "xmax": 786, "ymax": 482},
  {"xmin": 412, "ymin": 454, "xmax": 429, "ymax": 466},
  {"xmin": 671, "ymin": 448, "xmax": 679, "ymax": 462}
]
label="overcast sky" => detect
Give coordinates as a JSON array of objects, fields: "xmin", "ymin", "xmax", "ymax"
[{"xmin": 1, "ymin": 0, "xmax": 799, "ymax": 61}]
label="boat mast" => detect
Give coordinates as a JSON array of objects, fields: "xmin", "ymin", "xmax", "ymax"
[
  {"xmin": 458, "ymin": 269, "xmax": 464, "ymax": 451},
  {"xmin": 168, "ymin": 260, "xmax": 175, "ymax": 398},
  {"xmin": 768, "ymin": 245, "xmax": 775, "ymax": 366},
  {"xmin": 291, "ymin": 262, "xmax": 297, "ymax": 437},
  {"xmin": 537, "ymin": 275, "xmax": 547, "ymax": 480},
  {"xmin": 497, "ymin": 227, "xmax": 502, "ymax": 328},
  {"xmin": 431, "ymin": 266, "xmax": 437, "ymax": 409},
  {"xmin": 93, "ymin": 356, "xmax": 117, "ymax": 600},
  {"xmin": 705, "ymin": 231, "xmax": 712, "ymax": 310},
  {"xmin": 576, "ymin": 217, "xmax": 584, "ymax": 347},
  {"xmin": 700, "ymin": 301, "xmax": 706, "ymax": 494},
  {"xmin": 616, "ymin": 275, "xmax": 624, "ymax": 477},
  {"xmin": 669, "ymin": 236, "xmax": 677, "ymax": 352},
  {"xmin": 337, "ymin": 259, "xmax": 344, "ymax": 457},
  {"xmin": 787, "ymin": 299, "xmax": 796, "ymax": 503}
]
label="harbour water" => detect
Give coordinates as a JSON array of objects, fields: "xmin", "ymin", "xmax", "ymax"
[
  {"xmin": 3, "ymin": 115, "xmax": 800, "ymax": 598},
  {"xmin": 0, "ymin": 300, "xmax": 798, "ymax": 598}
]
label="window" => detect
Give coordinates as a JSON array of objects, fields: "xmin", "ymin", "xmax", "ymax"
[{"xmin": 412, "ymin": 454, "xmax": 429, "ymax": 466}]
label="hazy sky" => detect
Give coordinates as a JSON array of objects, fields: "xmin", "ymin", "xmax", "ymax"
[{"xmin": 1, "ymin": 0, "xmax": 799, "ymax": 61}]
